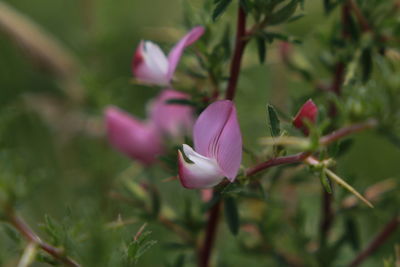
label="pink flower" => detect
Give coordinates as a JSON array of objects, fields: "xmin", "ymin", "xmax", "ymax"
[
  {"xmin": 178, "ymin": 100, "xmax": 242, "ymax": 189},
  {"xmin": 105, "ymin": 106, "xmax": 163, "ymax": 165},
  {"xmin": 149, "ymin": 89, "xmax": 194, "ymax": 138},
  {"xmin": 132, "ymin": 26, "xmax": 205, "ymax": 86},
  {"xmin": 292, "ymin": 99, "xmax": 318, "ymax": 135}
]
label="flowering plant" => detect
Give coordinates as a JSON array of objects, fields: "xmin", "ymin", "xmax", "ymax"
[{"xmin": 0, "ymin": 1, "xmax": 399, "ymax": 267}]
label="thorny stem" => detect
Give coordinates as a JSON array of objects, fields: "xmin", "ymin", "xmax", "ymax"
[
  {"xmin": 320, "ymin": 119, "xmax": 377, "ymax": 145},
  {"xmin": 246, "ymin": 152, "xmax": 311, "ymax": 177},
  {"xmin": 245, "ymin": 119, "xmax": 377, "ymax": 176},
  {"xmin": 198, "ymin": 201, "xmax": 222, "ymax": 267},
  {"xmin": 6, "ymin": 210, "xmax": 80, "ymax": 267},
  {"xmin": 225, "ymin": 6, "xmax": 247, "ymax": 101},
  {"xmin": 322, "ymin": 2, "xmax": 353, "ymax": 248},
  {"xmin": 347, "ymin": 0, "xmax": 371, "ymax": 33},
  {"xmin": 200, "ymin": 6, "xmax": 248, "ymax": 267},
  {"xmin": 348, "ymin": 215, "xmax": 400, "ymax": 267}
]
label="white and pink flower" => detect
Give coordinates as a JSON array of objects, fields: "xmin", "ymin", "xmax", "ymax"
[
  {"xmin": 178, "ymin": 100, "xmax": 242, "ymax": 189},
  {"xmin": 132, "ymin": 26, "xmax": 205, "ymax": 86}
]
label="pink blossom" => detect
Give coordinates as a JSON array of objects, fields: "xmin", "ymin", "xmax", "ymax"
[
  {"xmin": 292, "ymin": 99, "xmax": 318, "ymax": 135},
  {"xmin": 149, "ymin": 89, "xmax": 194, "ymax": 138},
  {"xmin": 178, "ymin": 100, "xmax": 242, "ymax": 189},
  {"xmin": 132, "ymin": 26, "xmax": 205, "ymax": 86},
  {"xmin": 105, "ymin": 106, "xmax": 163, "ymax": 165}
]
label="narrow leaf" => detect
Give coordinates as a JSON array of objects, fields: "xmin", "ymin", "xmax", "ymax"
[
  {"xmin": 224, "ymin": 197, "xmax": 240, "ymax": 235},
  {"xmin": 267, "ymin": 104, "xmax": 281, "ymax": 137},
  {"xmin": 166, "ymin": 98, "xmax": 197, "ymax": 107},
  {"xmin": 269, "ymin": 0, "xmax": 299, "ymax": 25},
  {"xmin": 320, "ymin": 169, "xmax": 333, "ymax": 194},
  {"xmin": 256, "ymin": 37, "xmax": 266, "ymax": 64},
  {"xmin": 361, "ymin": 48, "xmax": 373, "ymax": 83},
  {"xmin": 345, "ymin": 218, "xmax": 360, "ymax": 251},
  {"xmin": 212, "ymin": 0, "xmax": 232, "ymax": 21}
]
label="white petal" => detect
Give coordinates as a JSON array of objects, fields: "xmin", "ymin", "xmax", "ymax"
[
  {"xmin": 178, "ymin": 144, "xmax": 224, "ymax": 189},
  {"xmin": 133, "ymin": 41, "xmax": 170, "ymax": 85}
]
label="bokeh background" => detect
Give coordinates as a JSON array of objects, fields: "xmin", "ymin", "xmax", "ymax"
[{"xmin": 0, "ymin": 0, "xmax": 399, "ymax": 266}]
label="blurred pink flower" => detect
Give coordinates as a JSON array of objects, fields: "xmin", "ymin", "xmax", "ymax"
[
  {"xmin": 132, "ymin": 26, "xmax": 205, "ymax": 86},
  {"xmin": 105, "ymin": 106, "xmax": 163, "ymax": 165},
  {"xmin": 293, "ymin": 99, "xmax": 318, "ymax": 135},
  {"xmin": 105, "ymin": 89, "xmax": 195, "ymax": 165},
  {"xmin": 149, "ymin": 89, "xmax": 194, "ymax": 138},
  {"xmin": 178, "ymin": 100, "xmax": 242, "ymax": 189}
]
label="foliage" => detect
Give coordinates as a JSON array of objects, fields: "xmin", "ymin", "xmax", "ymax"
[{"xmin": 0, "ymin": 0, "xmax": 399, "ymax": 266}]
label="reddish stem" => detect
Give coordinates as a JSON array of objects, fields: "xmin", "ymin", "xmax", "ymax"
[
  {"xmin": 320, "ymin": 119, "xmax": 377, "ymax": 145},
  {"xmin": 8, "ymin": 212, "xmax": 80, "ymax": 267},
  {"xmin": 198, "ymin": 201, "xmax": 222, "ymax": 267},
  {"xmin": 246, "ymin": 152, "xmax": 311, "ymax": 177},
  {"xmin": 245, "ymin": 119, "xmax": 377, "ymax": 177},
  {"xmin": 320, "ymin": 191, "xmax": 334, "ymax": 245},
  {"xmin": 225, "ymin": 7, "xmax": 247, "ymax": 101},
  {"xmin": 348, "ymin": 215, "xmax": 400, "ymax": 267}
]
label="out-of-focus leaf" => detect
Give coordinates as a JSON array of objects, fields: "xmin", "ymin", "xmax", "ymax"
[
  {"xmin": 287, "ymin": 13, "xmax": 305, "ymax": 23},
  {"xmin": 212, "ymin": 0, "xmax": 232, "ymax": 21},
  {"xmin": 166, "ymin": 99, "xmax": 197, "ymax": 107},
  {"xmin": 126, "ymin": 226, "xmax": 157, "ymax": 265},
  {"xmin": 345, "ymin": 218, "xmax": 360, "ymax": 251},
  {"xmin": 240, "ymin": 0, "xmax": 252, "ymax": 13},
  {"xmin": 269, "ymin": 0, "xmax": 299, "ymax": 25},
  {"xmin": 224, "ymin": 197, "xmax": 240, "ymax": 235},
  {"xmin": 256, "ymin": 37, "xmax": 266, "ymax": 64},
  {"xmin": 328, "ymin": 139, "xmax": 354, "ymax": 158},
  {"xmin": 267, "ymin": 104, "xmax": 281, "ymax": 137},
  {"xmin": 361, "ymin": 48, "xmax": 373, "ymax": 83},
  {"xmin": 320, "ymin": 169, "xmax": 333, "ymax": 194}
]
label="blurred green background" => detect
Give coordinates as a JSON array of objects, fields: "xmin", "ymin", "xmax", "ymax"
[{"xmin": 0, "ymin": 0, "xmax": 399, "ymax": 266}]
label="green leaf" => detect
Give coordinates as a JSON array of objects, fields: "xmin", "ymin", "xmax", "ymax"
[
  {"xmin": 319, "ymin": 169, "xmax": 333, "ymax": 194},
  {"xmin": 361, "ymin": 48, "xmax": 373, "ymax": 83},
  {"xmin": 239, "ymin": 0, "xmax": 252, "ymax": 13},
  {"xmin": 256, "ymin": 37, "xmax": 266, "ymax": 64},
  {"xmin": 269, "ymin": 0, "xmax": 299, "ymax": 25},
  {"xmin": 345, "ymin": 218, "xmax": 360, "ymax": 251},
  {"xmin": 126, "ymin": 226, "xmax": 157, "ymax": 264},
  {"xmin": 212, "ymin": 0, "xmax": 232, "ymax": 21},
  {"xmin": 166, "ymin": 98, "xmax": 197, "ymax": 107},
  {"xmin": 43, "ymin": 214, "xmax": 61, "ymax": 246},
  {"xmin": 224, "ymin": 197, "xmax": 240, "ymax": 235},
  {"xmin": 267, "ymin": 104, "xmax": 281, "ymax": 137},
  {"xmin": 287, "ymin": 13, "xmax": 305, "ymax": 23}
]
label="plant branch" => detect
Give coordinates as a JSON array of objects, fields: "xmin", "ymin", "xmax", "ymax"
[
  {"xmin": 246, "ymin": 118, "xmax": 377, "ymax": 177},
  {"xmin": 348, "ymin": 215, "xmax": 400, "ymax": 267},
  {"xmin": 198, "ymin": 200, "xmax": 222, "ymax": 267},
  {"xmin": 246, "ymin": 152, "xmax": 311, "ymax": 177},
  {"xmin": 225, "ymin": 6, "xmax": 247, "ymax": 100},
  {"xmin": 319, "ymin": 119, "xmax": 378, "ymax": 145},
  {"xmin": 347, "ymin": 0, "xmax": 371, "ymax": 33},
  {"xmin": 6, "ymin": 211, "xmax": 80, "ymax": 267}
]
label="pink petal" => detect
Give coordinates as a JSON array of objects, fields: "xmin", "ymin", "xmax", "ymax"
[
  {"xmin": 148, "ymin": 89, "xmax": 194, "ymax": 137},
  {"xmin": 105, "ymin": 106, "xmax": 163, "ymax": 165},
  {"xmin": 215, "ymin": 105, "xmax": 242, "ymax": 181},
  {"xmin": 193, "ymin": 100, "xmax": 242, "ymax": 181},
  {"xmin": 166, "ymin": 26, "xmax": 205, "ymax": 80},
  {"xmin": 178, "ymin": 144, "xmax": 224, "ymax": 189},
  {"xmin": 293, "ymin": 99, "xmax": 318, "ymax": 135},
  {"xmin": 132, "ymin": 41, "xmax": 169, "ymax": 85}
]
